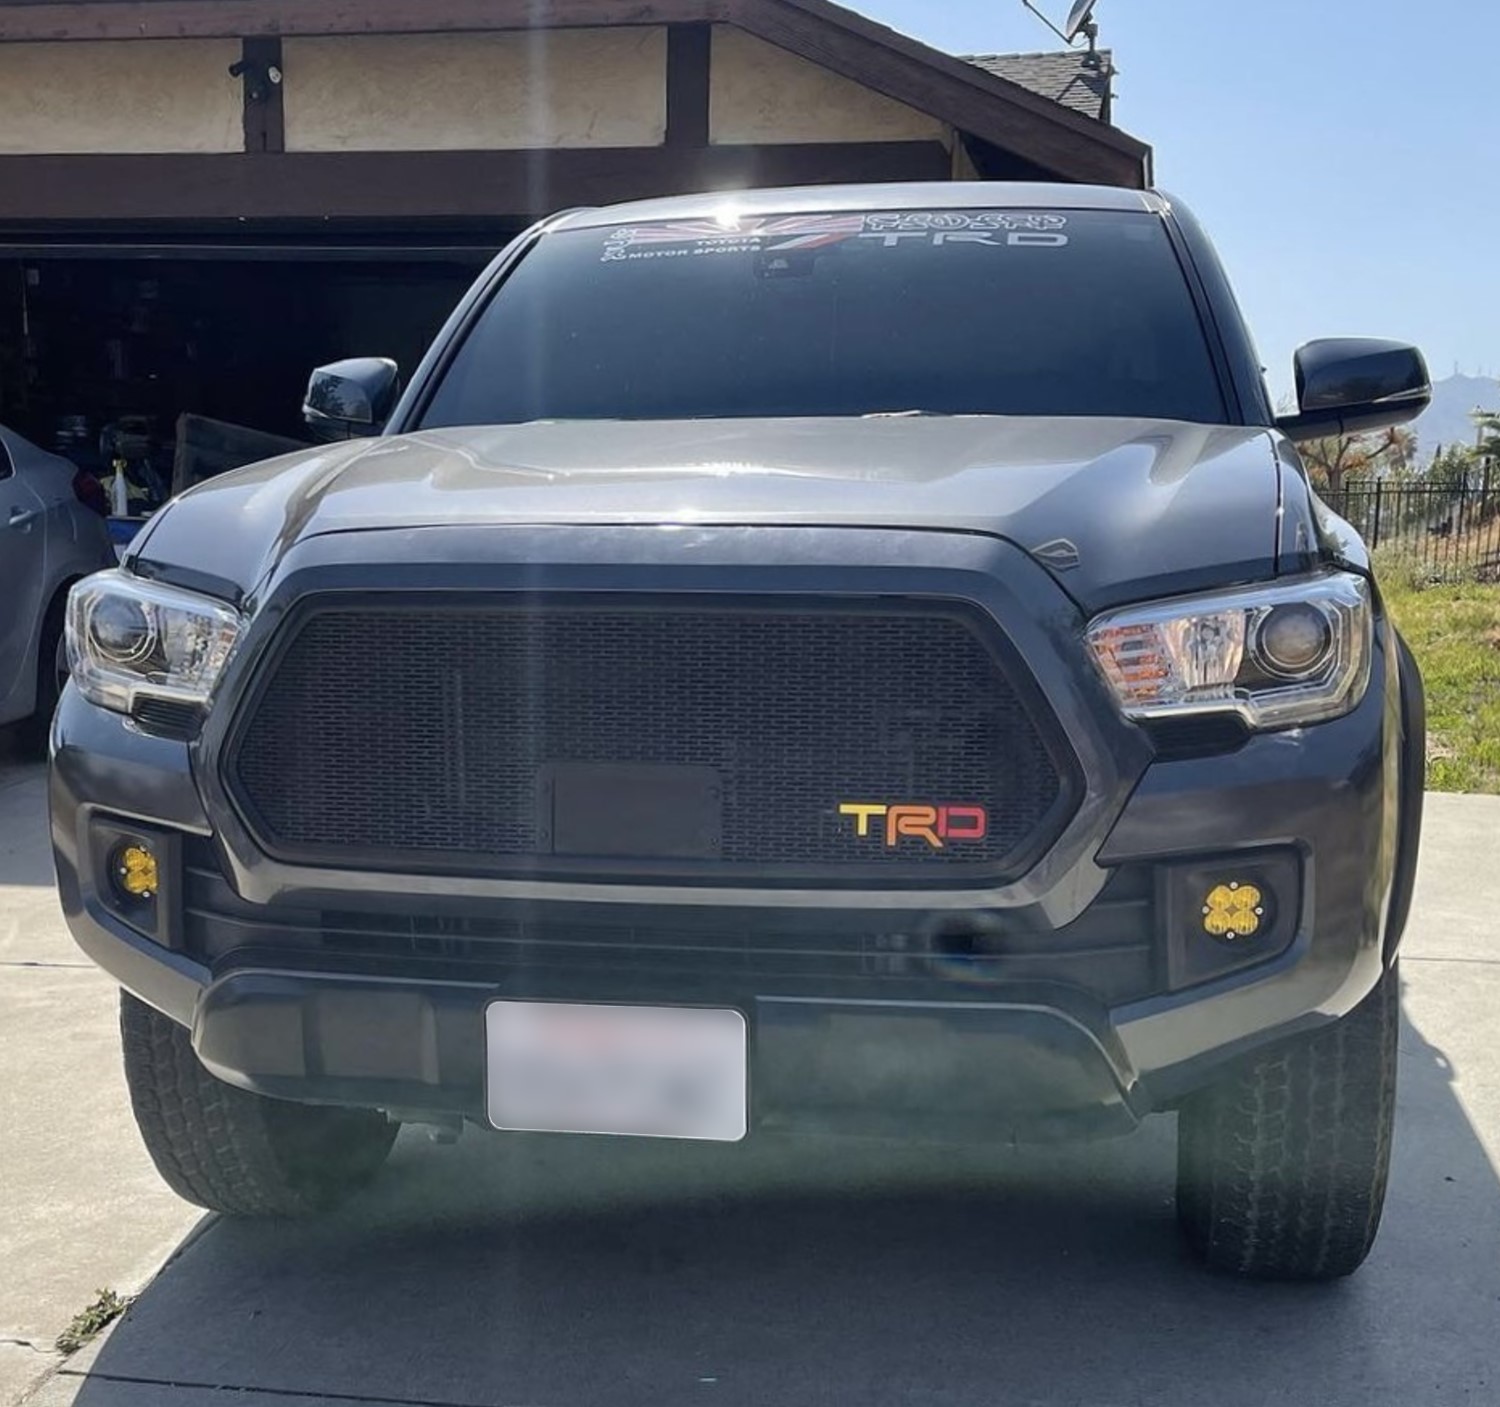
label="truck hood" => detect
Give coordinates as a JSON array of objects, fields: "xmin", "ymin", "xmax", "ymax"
[{"xmin": 130, "ymin": 417, "xmax": 1286, "ymax": 613}]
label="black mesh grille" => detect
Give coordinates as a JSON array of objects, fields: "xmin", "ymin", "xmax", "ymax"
[
  {"xmin": 130, "ymin": 697, "xmax": 203, "ymax": 741},
  {"xmin": 1146, "ymin": 714, "xmax": 1250, "ymax": 761},
  {"xmin": 227, "ymin": 599, "xmax": 1066, "ymax": 878}
]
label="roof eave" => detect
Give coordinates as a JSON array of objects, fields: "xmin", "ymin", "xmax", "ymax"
[{"xmin": 730, "ymin": 0, "xmax": 1150, "ymax": 187}]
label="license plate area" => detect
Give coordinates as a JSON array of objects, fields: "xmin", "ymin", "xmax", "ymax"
[
  {"xmin": 539, "ymin": 763, "xmax": 723, "ymax": 859},
  {"xmin": 485, "ymin": 1001, "xmax": 748, "ymax": 1142}
]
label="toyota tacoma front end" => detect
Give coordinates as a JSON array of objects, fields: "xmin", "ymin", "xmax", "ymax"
[{"xmin": 51, "ymin": 184, "xmax": 1428, "ymax": 1279}]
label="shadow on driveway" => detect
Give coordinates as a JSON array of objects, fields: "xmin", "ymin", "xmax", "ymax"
[
  {"xmin": 0, "ymin": 734, "xmax": 51, "ymax": 892},
  {"xmin": 62, "ymin": 985, "xmax": 1500, "ymax": 1407}
]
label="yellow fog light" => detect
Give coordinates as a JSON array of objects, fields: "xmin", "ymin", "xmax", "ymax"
[
  {"xmin": 113, "ymin": 844, "xmax": 159, "ymax": 900},
  {"xmin": 1202, "ymin": 881, "xmax": 1264, "ymax": 942}
]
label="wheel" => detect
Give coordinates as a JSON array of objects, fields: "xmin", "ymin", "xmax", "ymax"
[
  {"xmin": 1176, "ymin": 963, "xmax": 1399, "ymax": 1280},
  {"xmin": 17, "ymin": 592, "xmax": 68, "ymax": 756},
  {"xmin": 119, "ymin": 991, "xmax": 399, "ymax": 1216}
]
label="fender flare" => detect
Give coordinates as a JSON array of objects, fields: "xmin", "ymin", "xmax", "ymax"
[{"xmin": 1385, "ymin": 632, "xmax": 1426, "ymax": 963}]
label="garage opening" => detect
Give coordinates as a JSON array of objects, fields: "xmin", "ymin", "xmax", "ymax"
[{"xmin": 0, "ymin": 238, "xmax": 498, "ymax": 530}]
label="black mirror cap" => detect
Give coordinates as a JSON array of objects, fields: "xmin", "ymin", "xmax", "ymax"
[
  {"xmin": 303, "ymin": 358, "xmax": 402, "ymax": 442},
  {"xmin": 1276, "ymin": 338, "xmax": 1431, "ymax": 443}
]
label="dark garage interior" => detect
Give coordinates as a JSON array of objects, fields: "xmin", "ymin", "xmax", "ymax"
[{"xmin": 0, "ymin": 241, "xmax": 494, "ymax": 516}]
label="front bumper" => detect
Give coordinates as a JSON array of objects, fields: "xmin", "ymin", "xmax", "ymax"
[
  {"xmin": 184, "ymin": 971, "xmax": 1141, "ymax": 1141},
  {"xmin": 50, "ymin": 526, "xmax": 1407, "ymax": 1142}
]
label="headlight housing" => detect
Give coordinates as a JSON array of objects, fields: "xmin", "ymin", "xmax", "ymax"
[
  {"xmin": 1087, "ymin": 573, "xmax": 1372, "ymax": 729},
  {"xmin": 66, "ymin": 570, "xmax": 243, "ymax": 715}
]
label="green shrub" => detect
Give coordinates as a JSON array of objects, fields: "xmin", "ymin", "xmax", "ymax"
[{"xmin": 1371, "ymin": 543, "xmax": 1478, "ymax": 592}]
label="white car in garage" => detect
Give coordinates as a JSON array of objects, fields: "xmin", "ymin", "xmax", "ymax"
[{"xmin": 0, "ymin": 426, "xmax": 115, "ymax": 749}]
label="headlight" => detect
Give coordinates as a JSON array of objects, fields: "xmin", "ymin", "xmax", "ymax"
[
  {"xmin": 1087, "ymin": 573, "xmax": 1372, "ymax": 729},
  {"xmin": 66, "ymin": 570, "xmax": 243, "ymax": 715}
]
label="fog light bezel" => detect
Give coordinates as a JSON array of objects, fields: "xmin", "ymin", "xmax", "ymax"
[
  {"xmin": 88, "ymin": 818, "xmax": 183, "ymax": 949},
  {"xmin": 1162, "ymin": 850, "xmax": 1301, "ymax": 991}
]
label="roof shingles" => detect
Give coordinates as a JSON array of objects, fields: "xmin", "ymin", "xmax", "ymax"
[{"xmin": 963, "ymin": 49, "xmax": 1114, "ymax": 122}]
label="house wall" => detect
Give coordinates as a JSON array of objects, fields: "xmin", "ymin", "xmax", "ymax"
[
  {"xmin": 709, "ymin": 26, "xmax": 948, "ymax": 147},
  {"xmin": 281, "ymin": 28, "xmax": 668, "ymax": 152},
  {"xmin": 0, "ymin": 26, "xmax": 954, "ymax": 160},
  {"xmin": 0, "ymin": 40, "xmax": 241, "ymax": 154}
]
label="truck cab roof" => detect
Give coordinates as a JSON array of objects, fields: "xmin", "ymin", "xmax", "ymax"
[{"xmin": 554, "ymin": 181, "xmax": 1168, "ymax": 232}]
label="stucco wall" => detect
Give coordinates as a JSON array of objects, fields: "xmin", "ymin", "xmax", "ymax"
[
  {"xmin": 283, "ymin": 29, "xmax": 667, "ymax": 152},
  {"xmin": 710, "ymin": 27, "xmax": 947, "ymax": 147},
  {"xmin": 0, "ymin": 40, "xmax": 241, "ymax": 154},
  {"xmin": 0, "ymin": 25, "xmax": 951, "ymax": 162}
]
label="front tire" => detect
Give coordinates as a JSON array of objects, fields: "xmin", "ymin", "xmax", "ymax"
[
  {"xmin": 18, "ymin": 593, "xmax": 68, "ymax": 756},
  {"xmin": 1176, "ymin": 963, "xmax": 1399, "ymax": 1280},
  {"xmin": 120, "ymin": 992, "xmax": 399, "ymax": 1217}
]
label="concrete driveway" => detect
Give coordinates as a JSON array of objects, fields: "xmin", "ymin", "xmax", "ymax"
[{"xmin": 3, "ymin": 728, "xmax": 1497, "ymax": 1407}]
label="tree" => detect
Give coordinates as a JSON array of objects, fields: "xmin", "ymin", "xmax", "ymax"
[
  {"xmin": 1296, "ymin": 426, "xmax": 1415, "ymax": 497},
  {"xmin": 1473, "ymin": 410, "xmax": 1500, "ymax": 469},
  {"xmin": 1428, "ymin": 443, "xmax": 1477, "ymax": 492},
  {"xmin": 1466, "ymin": 413, "xmax": 1500, "ymax": 530}
]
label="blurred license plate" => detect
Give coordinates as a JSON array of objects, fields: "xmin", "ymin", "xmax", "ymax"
[{"xmin": 485, "ymin": 1001, "xmax": 748, "ymax": 1141}]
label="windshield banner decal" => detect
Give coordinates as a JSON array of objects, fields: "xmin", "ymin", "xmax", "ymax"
[{"xmin": 600, "ymin": 212, "xmax": 1069, "ymax": 261}]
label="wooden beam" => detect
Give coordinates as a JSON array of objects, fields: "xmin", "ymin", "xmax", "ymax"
[
  {"xmin": 665, "ymin": 23, "xmax": 711, "ymax": 148},
  {"xmin": 239, "ymin": 35, "xmax": 284, "ymax": 153},
  {"xmin": 0, "ymin": 143, "xmax": 954, "ymax": 223},
  {"xmin": 728, "ymin": 0, "xmax": 1151, "ymax": 188},
  {"xmin": 0, "ymin": 0, "xmax": 729, "ymax": 42}
]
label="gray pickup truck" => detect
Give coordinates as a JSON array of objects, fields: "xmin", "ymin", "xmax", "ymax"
[{"xmin": 52, "ymin": 183, "xmax": 1429, "ymax": 1280}]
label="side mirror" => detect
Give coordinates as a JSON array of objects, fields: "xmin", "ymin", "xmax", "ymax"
[
  {"xmin": 1276, "ymin": 338, "xmax": 1430, "ymax": 443},
  {"xmin": 302, "ymin": 358, "xmax": 401, "ymax": 442}
]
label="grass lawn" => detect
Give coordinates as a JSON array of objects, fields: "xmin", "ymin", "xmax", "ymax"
[{"xmin": 1381, "ymin": 578, "xmax": 1500, "ymax": 794}]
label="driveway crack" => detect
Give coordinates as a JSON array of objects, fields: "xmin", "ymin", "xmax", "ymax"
[
  {"xmin": 0, "ymin": 1335, "xmax": 55, "ymax": 1353},
  {"xmin": 0, "ymin": 960, "xmax": 94, "ymax": 970},
  {"xmin": 1404, "ymin": 955, "xmax": 1500, "ymax": 966},
  {"xmin": 55, "ymin": 1368, "xmax": 537, "ymax": 1407}
]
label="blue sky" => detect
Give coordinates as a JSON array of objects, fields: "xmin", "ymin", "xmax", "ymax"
[{"xmin": 854, "ymin": 0, "xmax": 1495, "ymax": 397}]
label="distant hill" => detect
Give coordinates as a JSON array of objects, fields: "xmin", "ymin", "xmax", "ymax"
[{"xmin": 1412, "ymin": 374, "xmax": 1500, "ymax": 458}]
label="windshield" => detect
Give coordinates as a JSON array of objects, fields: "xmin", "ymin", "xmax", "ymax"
[{"xmin": 419, "ymin": 208, "xmax": 1228, "ymax": 428}]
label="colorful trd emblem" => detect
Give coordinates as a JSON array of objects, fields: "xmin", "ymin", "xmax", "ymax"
[{"xmin": 838, "ymin": 803, "xmax": 989, "ymax": 850}]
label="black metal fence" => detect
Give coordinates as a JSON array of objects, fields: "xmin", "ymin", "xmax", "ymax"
[{"xmin": 1327, "ymin": 473, "xmax": 1500, "ymax": 579}]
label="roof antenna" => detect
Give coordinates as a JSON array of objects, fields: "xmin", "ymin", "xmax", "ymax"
[{"xmin": 1021, "ymin": 0, "xmax": 1106, "ymax": 67}]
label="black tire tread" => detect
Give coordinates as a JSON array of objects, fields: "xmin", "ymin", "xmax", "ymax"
[
  {"xmin": 120, "ymin": 992, "xmax": 398, "ymax": 1217},
  {"xmin": 1177, "ymin": 963, "xmax": 1399, "ymax": 1281}
]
